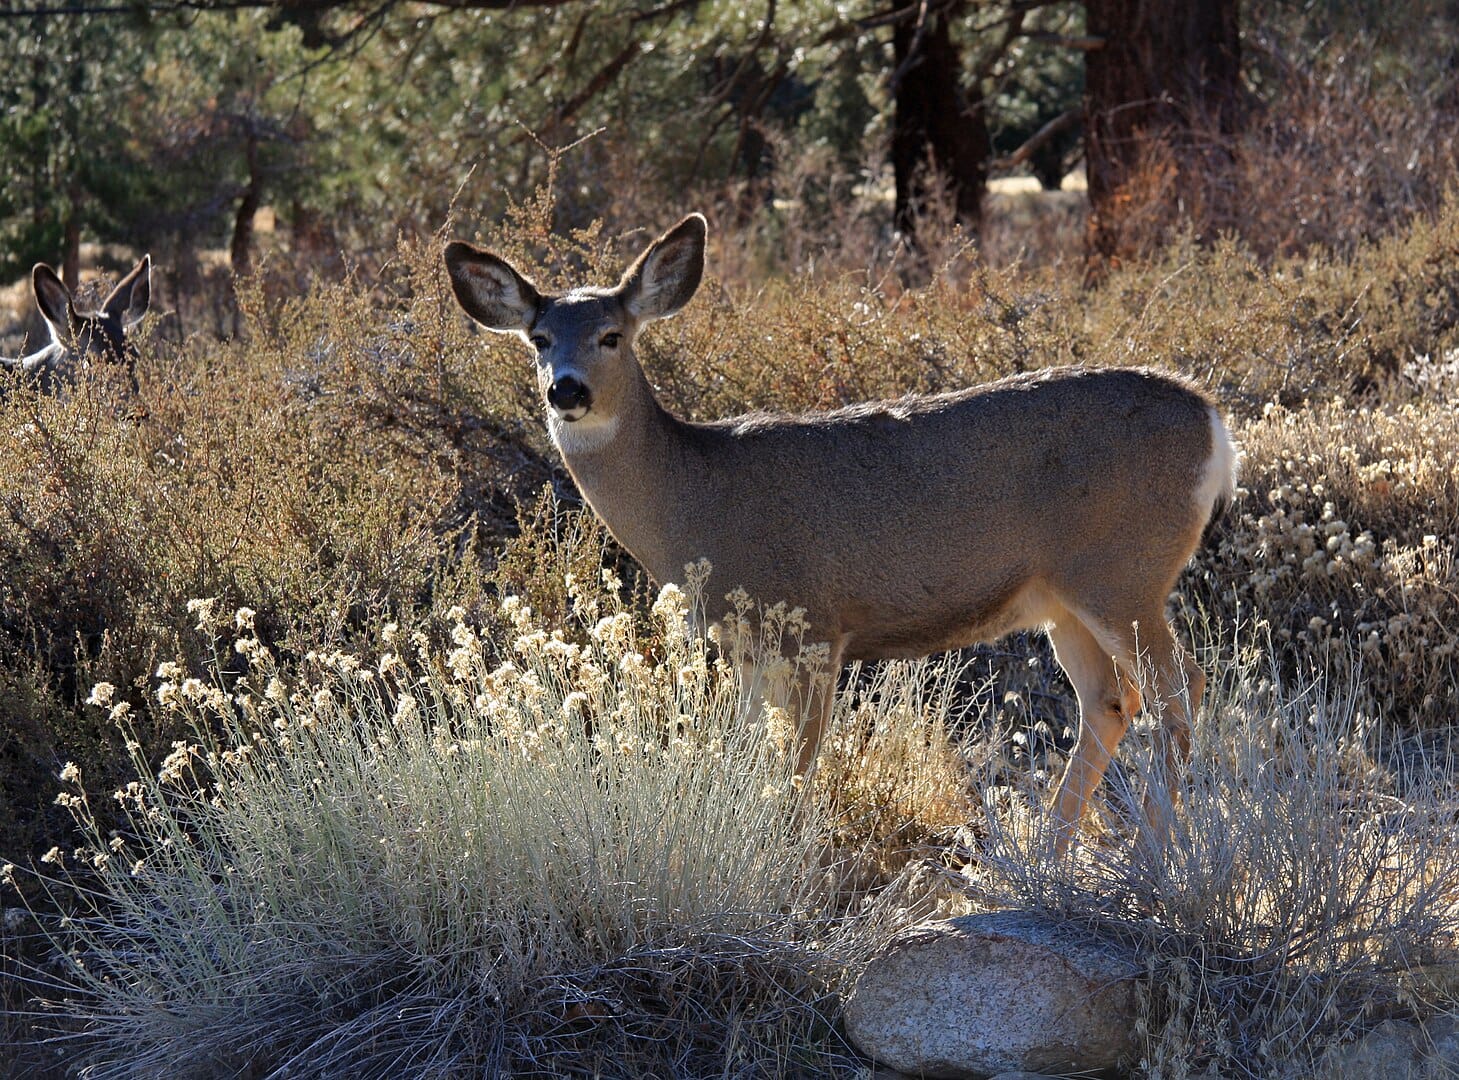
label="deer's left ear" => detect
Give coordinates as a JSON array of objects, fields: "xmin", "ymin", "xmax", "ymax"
[
  {"xmin": 103, "ymin": 254, "xmax": 152, "ymax": 330},
  {"xmin": 32, "ymin": 264, "xmax": 75, "ymax": 337},
  {"xmin": 618, "ymin": 214, "xmax": 706, "ymax": 324}
]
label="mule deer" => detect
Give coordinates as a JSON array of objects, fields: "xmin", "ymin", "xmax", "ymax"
[
  {"xmin": 444, "ymin": 214, "xmax": 1238, "ymax": 847},
  {"xmin": 1, "ymin": 255, "xmax": 151, "ymax": 393}
]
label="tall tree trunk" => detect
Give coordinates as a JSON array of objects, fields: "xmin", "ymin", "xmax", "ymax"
[
  {"xmin": 31, "ymin": 46, "xmax": 47, "ymax": 252},
  {"xmin": 62, "ymin": 181, "xmax": 81, "ymax": 291},
  {"xmin": 891, "ymin": 2, "xmax": 990, "ymax": 241},
  {"xmin": 1083, "ymin": 0, "xmax": 1240, "ymax": 273},
  {"xmin": 231, "ymin": 125, "xmax": 263, "ymax": 278}
]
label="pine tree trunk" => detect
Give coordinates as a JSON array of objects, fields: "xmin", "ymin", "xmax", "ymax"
[
  {"xmin": 62, "ymin": 182, "xmax": 81, "ymax": 291},
  {"xmin": 231, "ymin": 127, "xmax": 262, "ymax": 278},
  {"xmin": 891, "ymin": 3, "xmax": 990, "ymax": 240},
  {"xmin": 1083, "ymin": 0, "xmax": 1241, "ymax": 272}
]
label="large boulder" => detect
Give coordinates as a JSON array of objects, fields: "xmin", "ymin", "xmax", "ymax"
[{"xmin": 844, "ymin": 910, "xmax": 1141, "ymax": 1079}]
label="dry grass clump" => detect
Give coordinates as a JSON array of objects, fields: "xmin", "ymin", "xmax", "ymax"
[
  {"xmin": 816, "ymin": 658, "xmax": 981, "ymax": 861},
  {"xmin": 962, "ymin": 631, "xmax": 1459, "ymax": 1079},
  {"xmin": 8, "ymin": 579, "xmax": 860, "ymax": 1079},
  {"xmin": 1074, "ymin": 192, "xmax": 1459, "ymax": 404}
]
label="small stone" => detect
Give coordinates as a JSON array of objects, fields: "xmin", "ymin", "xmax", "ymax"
[
  {"xmin": 1427, "ymin": 1012, "xmax": 1459, "ymax": 1044},
  {"xmin": 1319, "ymin": 1019, "xmax": 1423, "ymax": 1079}
]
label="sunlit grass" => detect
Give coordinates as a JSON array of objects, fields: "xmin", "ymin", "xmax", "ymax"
[
  {"xmin": 8, "ymin": 588, "xmax": 1459, "ymax": 1077},
  {"xmin": 16, "ymin": 581, "xmax": 861, "ymax": 1078}
]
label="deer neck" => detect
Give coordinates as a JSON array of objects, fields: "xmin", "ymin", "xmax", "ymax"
[{"xmin": 548, "ymin": 364, "xmax": 694, "ymax": 583}]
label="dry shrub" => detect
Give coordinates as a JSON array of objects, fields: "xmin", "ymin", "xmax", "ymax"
[
  {"xmin": 1236, "ymin": 15, "xmax": 1459, "ymax": 260},
  {"xmin": 1082, "ymin": 14, "xmax": 1459, "ymax": 268},
  {"xmin": 0, "ymin": 214, "xmax": 600, "ymax": 858},
  {"xmin": 1076, "ymin": 190, "xmax": 1459, "ymax": 402},
  {"xmin": 0, "ymin": 317, "xmax": 458, "ymax": 851},
  {"xmin": 10, "ymin": 579, "xmax": 858, "ymax": 1079},
  {"xmin": 641, "ymin": 254, "xmax": 1077, "ymax": 425},
  {"xmin": 963, "ymin": 632, "xmax": 1459, "ymax": 1079},
  {"xmin": 1194, "ymin": 395, "xmax": 1459, "ymax": 728}
]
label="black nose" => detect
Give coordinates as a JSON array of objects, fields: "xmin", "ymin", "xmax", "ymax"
[{"xmin": 547, "ymin": 375, "xmax": 591, "ymax": 413}]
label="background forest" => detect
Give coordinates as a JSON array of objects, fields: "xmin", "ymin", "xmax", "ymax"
[{"xmin": 2, "ymin": 1, "xmax": 1459, "ymax": 1078}]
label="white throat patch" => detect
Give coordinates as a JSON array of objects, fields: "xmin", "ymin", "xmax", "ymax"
[{"xmin": 548, "ymin": 409, "xmax": 621, "ymax": 457}]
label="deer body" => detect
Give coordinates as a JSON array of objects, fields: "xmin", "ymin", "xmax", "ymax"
[
  {"xmin": 1, "ymin": 256, "xmax": 151, "ymax": 393},
  {"xmin": 445, "ymin": 215, "xmax": 1238, "ymax": 847},
  {"xmin": 561, "ymin": 367, "xmax": 1222, "ymax": 661}
]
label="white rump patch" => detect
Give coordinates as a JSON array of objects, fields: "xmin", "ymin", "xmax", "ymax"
[
  {"xmin": 548, "ymin": 409, "xmax": 621, "ymax": 457},
  {"xmin": 1193, "ymin": 405, "xmax": 1241, "ymax": 519}
]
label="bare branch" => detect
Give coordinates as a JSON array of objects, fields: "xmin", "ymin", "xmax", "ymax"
[
  {"xmin": 1026, "ymin": 32, "xmax": 1105, "ymax": 51},
  {"xmin": 989, "ymin": 108, "xmax": 1080, "ymax": 173},
  {"xmin": 549, "ymin": 38, "xmax": 645, "ymax": 131},
  {"xmin": 888, "ymin": 0, "xmax": 931, "ymax": 95},
  {"xmin": 0, "ymin": 0, "xmax": 578, "ymax": 17}
]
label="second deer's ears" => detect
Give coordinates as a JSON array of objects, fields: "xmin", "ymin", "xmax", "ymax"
[
  {"xmin": 103, "ymin": 254, "xmax": 152, "ymax": 330},
  {"xmin": 32, "ymin": 264, "xmax": 74, "ymax": 334}
]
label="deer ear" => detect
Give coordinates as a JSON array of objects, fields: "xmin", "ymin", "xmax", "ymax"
[
  {"xmin": 618, "ymin": 214, "xmax": 706, "ymax": 323},
  {"xmin": 443, "ymin": 242, "xmax": 541, "ymax": 334},
  {"xmin": 103, "ymin": 254, "xmax": 152, "ymax": 329},
  {"xmin": 32, "ymin": 264, "xmax": 75, "ymax": 336}
]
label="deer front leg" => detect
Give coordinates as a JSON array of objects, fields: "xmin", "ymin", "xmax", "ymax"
[{"xmin": 742, "ymin": 637, "xmax": 844, "ymax": 776}]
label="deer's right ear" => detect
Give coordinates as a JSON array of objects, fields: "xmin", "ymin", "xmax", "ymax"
[
  {"xmin": 32, "ymin": 264, "xmax": 75, "ymax": 336},
  {"xmin": 103, "ymin": 254, "xmax": 152, "ymax": 329},
  {"xmin": 443, "ymin": 242, "xmax": 540, "ymax": 334}
]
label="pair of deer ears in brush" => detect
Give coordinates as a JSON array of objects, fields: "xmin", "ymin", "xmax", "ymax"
[
  {"xmin": 32, "ymin": 255, "xmax": 152, "ymax": 357},
  {"xmin": 444, "ymin": 214, "xmax": 706, "ymax": 335}
]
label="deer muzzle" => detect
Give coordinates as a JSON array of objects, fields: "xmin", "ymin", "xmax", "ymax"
[{"xmin": 547, "ymin": 375, "xmax": 592, "ymax": 420}]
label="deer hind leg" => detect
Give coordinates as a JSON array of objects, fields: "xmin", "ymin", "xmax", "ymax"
[
  {"xmin": 1133, "ymin": 611, "xmax": 1205, "ymax": 841},
  {"xmin": 1049, "ymin": 599, "xmax": 1206, "ymax": 852},
  {"xmin": 1047, "ymin": 614, "xmax": 1138, "ymax": 853}
]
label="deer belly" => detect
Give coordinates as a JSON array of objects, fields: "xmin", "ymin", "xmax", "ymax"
[{"xmin": 838, "ymin": 575, "xmax": 1047, "ymax": 662}]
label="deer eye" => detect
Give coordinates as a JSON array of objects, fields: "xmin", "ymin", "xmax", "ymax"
[
  {"xmin": 600, "ymin": 332, "xmax": 621, "ymax": 349},
  {"xmin": 529, "ymin": 334, "xmax": 550, "ymax": 351}
]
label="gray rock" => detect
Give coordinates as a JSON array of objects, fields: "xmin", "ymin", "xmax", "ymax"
[
  {"xmin": 844, "ymin": 910, "xmax": 1140, "ymax": 1080},
  {"xmin": 1315, "ymin": 1015, "xmax": 1459, "ymax": 1080},
  {"xmin": 1317, "ymin": 1019, "xmax": 1424, "ymax": 1079},
  {"xmin": 1427, "ymin": 1013, "xmax": 1459, "ymax": 1067}
]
